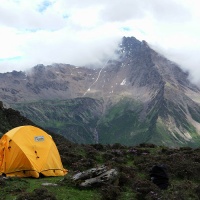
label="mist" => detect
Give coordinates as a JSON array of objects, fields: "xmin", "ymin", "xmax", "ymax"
[
  {"xmin": 1, "ymin": 0, "xmax": 200, "ymax": 83},
  {"xmin": 150, "ymin": 42, "xmax": 200, "ymax": 84}
]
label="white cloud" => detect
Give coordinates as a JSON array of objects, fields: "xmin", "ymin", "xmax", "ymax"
[{"xmin": 0, "ymin": 0, "xmax": 200, "ymax": 83}]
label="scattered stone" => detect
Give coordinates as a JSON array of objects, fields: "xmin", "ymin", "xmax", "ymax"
[{"xmin": 41, "ymin": 183, "xmax": 58, "ymax": 186}]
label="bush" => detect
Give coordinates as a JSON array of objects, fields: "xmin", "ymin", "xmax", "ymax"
[
  {"xmin": 0, "ymin": 177, "xmax": 6, "ymax": 187},
  {"xmin": 133, "ymin": 180, "xmax": 160, "ymax": 200},
  {"xmin": 99, "ymin": 184, "xmax": 120, "ymax": 200},
  {"xmin": 17, "ymin": 188, "xmax": 57, "ymax": 200}
]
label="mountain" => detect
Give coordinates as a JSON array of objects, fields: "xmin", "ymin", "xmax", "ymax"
[{"xmin": 1, "ymin": 36, "xmax": 200, "ymax": 147}]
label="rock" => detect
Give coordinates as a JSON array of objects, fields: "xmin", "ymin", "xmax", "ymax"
[
  {"xmin": 72, "ymin": 165, "xmax": 119, "ymax": 188},
  {"xmin": 80, "ymin": 169, "xmax": 118, "ymax": 187},
  {"xmin": 72, "ymin": 165, "xmax": 107, "ymax": 181},
  {"xmin": 41, "ymin": 182, "xmax": 58, "ymax": 186}
]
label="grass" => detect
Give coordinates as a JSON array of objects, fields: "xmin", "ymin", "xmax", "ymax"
[
  {"xmin": 47, "ymin": 186, "xmax": 100, "ymax": 200},
  {"xmin": 0, "ymin": 177, "xmax": 29, "ymax": 200},
  {"xmin": 12, "ymin": 98, "xmax": 102, "ymax": 144},
  {"xmin": 2, "ymin": 142, "xmax": 200, "ymax": 199},
  {"xmin": 0, "ymin": 176, "xmax": 100, "ymax": 200},
  {"xmin": 10, "ymin": 95, "xmax": 200, "ymax": 147},
  {"xmin": 26, "ymin": 176, "xmax": 62, "ymax": 192},
  {"xmin": 98, "ymin": 109, "xmax": 149, "ymax": 145}
]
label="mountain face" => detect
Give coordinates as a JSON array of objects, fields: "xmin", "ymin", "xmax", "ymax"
[{"xmin": 1, "ymin": 36, "xmax": 200, "ymax": 147}]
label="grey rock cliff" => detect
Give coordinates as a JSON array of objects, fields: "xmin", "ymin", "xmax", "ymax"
[{"xmin": 1, "ymin": 36, "xmax": 200, "ymax": 147}]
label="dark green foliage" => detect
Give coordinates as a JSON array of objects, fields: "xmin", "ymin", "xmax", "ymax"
[
  {"xmin": 56, "ymin": 138, "xmax": 200, "ymax": 199},
  {"xmin": 16, "ymin": 188, "xmax": 57, "ymax": 200},
  {"xmin": 2, "ymin": 97, "xmax": 200, "ymax": 199},
  {"xmin": 0, "ymin": 177, "xmax": 29, "ymax": 199},
  {"xmin": 2, "ymin": 139, "xmax": 200, "ymax": 199},
  {"xmin": 97, "ymin": 98, "xmax": 151, "ymax": 145},
  {"xmin": 8, "ymin": 91, "xmax": 200, "ymax": 147},
  {"xmin": 133, "ymin": 179, "xmax": 160, "ymax": 199},
  {"xmin": 0, "ymin": 102, "xmax": 35, "ymax": 134},
  {"xmin": 99, "ymin": 184, "xmax": 120, "ymax": 200},
  {"xmin": 195, "ymin": 185, "xmax": 200, "ymax": 199},
  {"xmin": 91, "ymin": 143, "xmax": 105, "ymax": 151}
]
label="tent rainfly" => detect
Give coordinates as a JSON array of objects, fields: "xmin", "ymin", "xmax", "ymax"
[{"xmin": 0, "ymin": 125, "xmax": 67, "ymax": 178}]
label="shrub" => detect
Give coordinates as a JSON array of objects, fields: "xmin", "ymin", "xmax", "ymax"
[
  {"xmin": 0, "ymin": 177, "xmax": 6, "ymax": 187},
  {"xmin": 133, "ymin": 180, "xmax": 160, "ymax": 200},
  {"xmin": 99, "ymin": 184, "xmax": 120, "ymax": 200},
  {"xmin": 17, "ymin": 188, "xmax": 57, "ymax": 200}
]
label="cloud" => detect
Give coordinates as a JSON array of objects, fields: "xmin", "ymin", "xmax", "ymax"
[
  {"xmin": 99, "ymin": 0, "xmax": 191, "ymax": 23},
  {"xmin": 154, "ymin": 43, "xmax": 200, "ymax": 84},
  {"xmin": 0, "ymin": 0, "xmax": 200, "ymax": 83},
  {"xmin": 0, "ymin": 0, "xmax": 66, "ymax": 30}
]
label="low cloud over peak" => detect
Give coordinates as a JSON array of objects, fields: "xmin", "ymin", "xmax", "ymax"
[{"xmin": 0, "ymin": 0, "xmax": 200, "ymax": 83}]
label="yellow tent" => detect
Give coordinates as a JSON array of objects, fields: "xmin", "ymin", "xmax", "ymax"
[{"xmin": 0, "ymin": 125, "xmax": 67, "ymax": 178}]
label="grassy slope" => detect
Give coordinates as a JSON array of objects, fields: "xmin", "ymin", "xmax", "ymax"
[
  {"xmin": 12, "ymin": 98, "xmax": 154, "ymax": 146},
  {"xmin": 11, "ymin": 95, "xmax": 200, "ymax": 147},
  {"xmin": 97, "ymin": 98, "xmax": 150, "ymax": 145},
  {"xmin": 2, "ymin": 143, "xmax": 200, "ymax": 200},
  {"xmin": 2, "ymin": 99, "xmax": 200, "ymax": 199},
  {"xmin": 150, "ymin": 99, "xmax": 200, "ymax": 148},
  {"xmin": 0, "ymin": 103, "xmax": 36, "ymax": 135},
  {"xmin": 12, "ymin": 98, "xmax": 103, "ymax": 144}
]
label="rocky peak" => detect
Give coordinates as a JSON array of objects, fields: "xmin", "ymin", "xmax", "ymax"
[
  {"xmin": 33, "ymin": 64, "xmax": 45, "ymax": 71},
  {"xmin": 1, "ymin": 36, "xmax": 200, "ymax": 147},
  {"xmin": 121, "ymin": 36, "xmax": 141, "ymax": 49},
  {"xmin": 119, "ymin": 37, "xmax": 150, "ymax": 57}
]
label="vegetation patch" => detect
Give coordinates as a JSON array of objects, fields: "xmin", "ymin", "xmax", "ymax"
[{"xmin": 2, "ymin": 141, "xmax": 200, "ymax": 199}]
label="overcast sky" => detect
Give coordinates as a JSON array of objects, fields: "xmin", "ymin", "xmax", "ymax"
[{"xmin": 1, "ymin": 0, "xmax": 200, "ymax": 82}]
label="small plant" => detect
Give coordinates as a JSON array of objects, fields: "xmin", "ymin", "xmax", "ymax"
[
  {"xmin": 16, "ymin": 188, "xmax": 57, "ymax": 200},
  {"xmin": 99, "ymin": 183, "xmax": 120, "ymax": 200}
]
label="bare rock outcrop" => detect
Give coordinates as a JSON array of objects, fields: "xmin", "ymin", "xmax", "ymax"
[{"xmin": 72, "ymin": 165, "xmax": 119, "ymax": 188}]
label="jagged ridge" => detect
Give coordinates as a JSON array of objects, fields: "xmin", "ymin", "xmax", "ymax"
[{"xmin": 1, "ymin": 36, "xmax": 200, "ymax": 147}]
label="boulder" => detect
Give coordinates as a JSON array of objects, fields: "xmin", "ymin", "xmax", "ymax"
[
  {"xmin": 72, "ymin": 165, "xmax": 107, "ymax": 181},
  {"xmin": 72, "ymin": 165, "xmax": 118, "ymax": 188}
]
